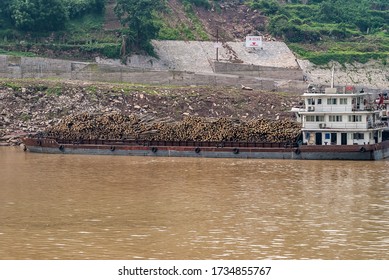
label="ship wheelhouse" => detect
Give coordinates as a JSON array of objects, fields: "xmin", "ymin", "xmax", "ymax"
[{"xmin": 299, "ymin": 85, "xmax": 387, "ymax": 146}]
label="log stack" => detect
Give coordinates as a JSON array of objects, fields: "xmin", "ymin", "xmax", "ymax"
[{"xmin": 45, "ymin": 112, "xmax": 301, "ymax": 143}]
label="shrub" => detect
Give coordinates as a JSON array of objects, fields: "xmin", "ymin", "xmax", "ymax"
[
  {"xmin": 250, "ymin": 0, "xmax": 282, "ymax": 16},
  {"xmin": 81, "ymin": 43, "xmax": 121, "ymax": 58},
  {"xmin": 182, "ymin": 0, "xmax": 210, "ymax": 9},
  {"xmin": 64, "ymin": 0, "xmax": 106, "ymax": 19}
]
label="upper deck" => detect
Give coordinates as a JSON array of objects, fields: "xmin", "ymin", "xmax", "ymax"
[{"xmin": 300, "ymin": 85, "xmax": 382, "ymax": 114}]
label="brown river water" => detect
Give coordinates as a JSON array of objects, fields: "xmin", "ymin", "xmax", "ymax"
[{"xmin": 0, "ymin": 146, "xmax": 388, "ymax": 260}]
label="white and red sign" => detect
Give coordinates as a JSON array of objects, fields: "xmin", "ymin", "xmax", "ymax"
[
  {"xmin": 245, "ymin": 36, "xmax": 263, "ymax": 48},
  {"xmin": 214, "ymin": 42, "xmax": 222, "ymax": 49}
]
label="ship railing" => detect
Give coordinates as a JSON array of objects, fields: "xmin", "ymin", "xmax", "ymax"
[
  {"xmin": 304, "ymin": 123, "xmax": 373, "ymax": 130},
  {"xmin": 54, "ymin": 138, "xmax": 298, "ymax": 148},
  {"xmin": 352, "ymin": 106, "xmax": 376, "ymax": 111},
  {"xmin": 371, "ymin": 122, "xmax": 388, "ymax": 128}
]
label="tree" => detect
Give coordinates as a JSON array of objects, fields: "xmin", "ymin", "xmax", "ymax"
[
  {"xmin": 10, "ymin": 0, "xmax": 68, "ymax": 31},
  {"xmin": 64, "ymin": 0, "xmax": 106, "ymax": 19},
  {"xmin": 114, "ymin": 0, "xmax": 165, "ymax": 54},
  {"xmin": 371, "ymin": 0, "xmax": 389, "ymax": 10},
  {"xmin": 0, "ymin": 0, "xmax": 12, "ymax": 16}
]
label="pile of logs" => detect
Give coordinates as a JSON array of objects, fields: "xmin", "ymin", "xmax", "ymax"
[{"xmin": 45, "ymin": 112, "xmax": 301, "ymax": 143}]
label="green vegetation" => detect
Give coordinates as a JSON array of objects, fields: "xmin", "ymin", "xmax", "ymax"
[
  {"xmin": 182, "ymin": 0, "xmax": 210, "ymax": 9},
  {"xmin": 20, "ymin": 113, "xmax": 31, "ymax": 121},
  {"xmin": 2, "ymin": 0, "xmax": 105, "ymax": 31},
  {"xmin": 158, "ymin": 21, "xmax": 184, "ymax": 40},
  {"xmin": 0, "ymin": 0, "xmax": 118, "ymax": 60},
  {"xmin": 114, "ymin": 0, "xmax": 165, "ymax": 56},
  {"xmin": 158, "ymin": 0, "xmax": 210, "ymax": 41},
  {"xmin": 65, "ymin": 0, "xmax": 106, "ymax": 18},
  {"xmin": 46, "ymin": 86, "xmax": 63, "ymax": 96},
  {"xmin": 248, "ymin": 0, "xmax": 389, "ymax": 65},
  {"xmin": 0, "ymin": 48, "xmax": 36, "ymax": 57},
  {"xmin": 181, "ymin": 0, "xmax": 209, "ymax": 40},
  {"xmin": 0, "ymin": 0, "xmax": 212, "ymax": 59},
  {"xmin": 0, "ymin": 81, "xmax": 22, "ymax": 91},
  {"xmin": 10, "ymin": 0, "xmax": 67, "ymax": 31},
  {"xmin": 86, "ymin": 85, "xmax": 99, "ymax": 94},
  {"xmin": 0, "ymin": 0, "xmax": 387, "ymax": 65}
]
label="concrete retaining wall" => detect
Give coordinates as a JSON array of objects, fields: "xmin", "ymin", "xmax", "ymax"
[
  {"xmin": 0, "ymin": 55, "xmax": 73, "ymax": 79},
  {"xmin": 0, "ymin": 55, "xmax": 307, "ymax": 93},
  {"xmin": 214, "ymin": 61, "xmax": 303, "ymax": 81}
]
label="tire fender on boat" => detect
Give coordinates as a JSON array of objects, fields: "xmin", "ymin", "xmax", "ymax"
[
  {"xmin": 360, "ymin": 147, "xmax": 366, "ymax": 153},
  {"xmin": 59, "ymin": 145, "xmax": 64, "ymax": 151},
  {"xmin": 195, "ymin": 147, "xmax": 201, "ymax": 154},
  {"xmin": 110, "ymin": 146, "xmax": 115, "ymax": 151},
  {"xmin": 233, "ymin": 148, "xmax": 239, "ymax": 154},
  {"xmin": 151, "ymin": 147, "xmax": 158, "ymax": 153},
  {"xmin": 295, "ymin": 148, "xmax": 301, "ymax": 155}
]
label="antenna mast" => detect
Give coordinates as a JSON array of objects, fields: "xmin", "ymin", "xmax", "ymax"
[{"xmin": 331, "ymin": 64, "xmax": 335, "ymax": 88}]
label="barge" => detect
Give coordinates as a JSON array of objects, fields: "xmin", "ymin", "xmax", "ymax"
[
  {"xmin": 22, "ymin": 85, "xmax": 389, "ymax": 160},
  {"xmin": 21, "ymin": 137, "xmax": 389, "ymax": 160}
]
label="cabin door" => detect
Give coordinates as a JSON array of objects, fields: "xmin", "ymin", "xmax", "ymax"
[
  {"xmin": 331, "ymin": 133, "xmax": 337, "ymax": 145},
  {"xmin": 374, "ymin": 131, "xmax": 378, "ymax": 143},
  {"xmin": 315, "ymin": 133, "xmax": 322, "ymax": 145},
  {"xmin": 341, "ymin": 133, "xmax": 347, "ymax": 145}
]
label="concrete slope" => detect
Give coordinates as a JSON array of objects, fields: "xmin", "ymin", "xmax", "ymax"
[{"xmin": 125, "ymin": 40, "xmax": 299, "ymax": 72}]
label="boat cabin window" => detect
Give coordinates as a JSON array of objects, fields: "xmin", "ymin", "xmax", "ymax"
[
  {"xmin": 329, "ymin": 115, "xmax": 343, "ymax": 122},
  {"xmin": 325, "ymin": 133, "xmax": 330, "ymax": 140},
  {"xmin": 353, "ymin": 133, "xmax": 364, "ymax": 140},
  {"xmin": 306, "ymin": 116, "xmax": 315, "ymax": 122},
  {"xmin": 339, "ymin": 98, "xmax": 347, "ymax": 105},
  {"xmin": 348, "ymin": 115, "xmax": 362, "ymax": 122},
  {"xmin": 327, "ymin": 98, "xmax": 337, "ymax": 105},
  {"xmin": 308, "ymin": 98, "xmax": 315, "ymax": 105},
  {"xmin": 317, "ymin": 99, "xmax": 322, "ymax": 105},
  {"xmin": 306, "ymin": 115, "xmax": 324, "ymax": 122}
]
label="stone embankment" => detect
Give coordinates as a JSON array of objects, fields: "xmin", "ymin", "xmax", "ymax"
[
  {"xmin": 0, "ymin": 79, "xmax": 302, "ymax": 146},
  {"xmin": 299, "ymin": 60, "xmax": 389, "ymax": 90}
]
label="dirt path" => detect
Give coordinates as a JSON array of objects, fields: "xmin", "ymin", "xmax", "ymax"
[
  {"xmin": 194, "ymin": 1, "xmax": 268, "ymax": 41},
  {"xmin": 103, "ymin": 0, "xmax": 121, "ymax": 30}
]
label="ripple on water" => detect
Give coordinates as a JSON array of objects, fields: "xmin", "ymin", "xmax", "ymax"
[{"xmin": 1, "ymin": 150, "xmax": 389, "ymax": 259}]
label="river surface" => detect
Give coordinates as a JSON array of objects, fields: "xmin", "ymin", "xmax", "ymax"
[{"xmin": 0, "ymin": 147, "xmax": 388, "ymax": 260}]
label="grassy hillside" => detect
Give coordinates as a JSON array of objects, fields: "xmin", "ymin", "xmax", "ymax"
[
  {"xmin": 250, "ymin": 0, "xmax": 389, "ymax": 65},
  {"xmin": 0, "ymin": 0, "xmax": 387, "ymax": 66},
  {"xmin": 0, "ymin": 0, "xmax": 120, "ymax": 60}
]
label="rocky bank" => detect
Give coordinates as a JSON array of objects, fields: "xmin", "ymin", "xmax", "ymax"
[
  {"xmin": 299, "ymin": 60, "xmax": 389, "ymax": 90},
  {"xmin": 0, "ymin": 79, "xmax": 302, "ymax": 146}
]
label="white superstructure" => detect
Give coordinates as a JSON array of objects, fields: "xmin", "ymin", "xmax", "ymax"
[{"xmin": 297, "ymin": 85, "xmax": 388, "ymax": 146}]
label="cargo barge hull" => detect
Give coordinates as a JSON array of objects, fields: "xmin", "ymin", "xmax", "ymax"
[{"xmin": 22, "ymin": 138, "xmax": 389, "ymax": 161}]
